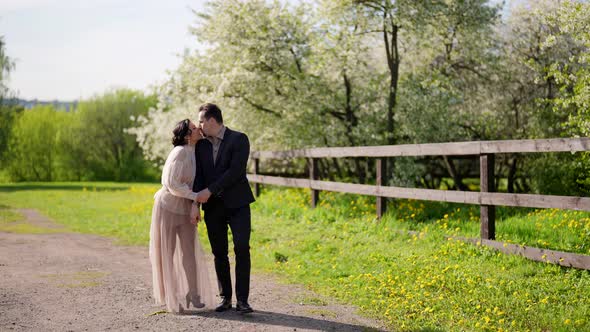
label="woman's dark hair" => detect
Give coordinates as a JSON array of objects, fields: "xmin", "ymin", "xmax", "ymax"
[
  {"xmin": 172, "ymin": 119, "xmax": 192, "ymax": 146},
  {"xmin": 199, "ymin": 103, "xmax": 223, "ymax": 124}
]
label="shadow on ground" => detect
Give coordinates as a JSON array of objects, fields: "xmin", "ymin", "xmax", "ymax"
[{"xmin": 186, "ymin": 309, "xmax": 389, "ymax": 332}]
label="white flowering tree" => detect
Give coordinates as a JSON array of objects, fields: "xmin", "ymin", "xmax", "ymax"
[
  {"xmin": 130, "ymin": 0, "xmax": 503, "ymax": 181},
  {"xmin": 129, "ymin": 0, "xmax": 391, "ymax": 180},
  {"xmin": 127, "ymin": 106, "xmax": 192, "ymax": 167}
]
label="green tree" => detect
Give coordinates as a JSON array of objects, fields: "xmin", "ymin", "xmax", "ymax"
[
  {"xmin": 76, "ymin": 89, "xmax": 158, "ymax": 181},
  {"xmin": 361, "ymin": 0, "xmax": 501, "ymax": 188},
  {"xmin": 0, "ymin": 35, "xmax": 20, "ymax": 177},
  {"xmin": 54, "ymin": 109, "xmax": 89, "ymax": 181},
  {"xmin": 542, "ymin": 0, "xmax": 590, "ymax": 137},
  {"xmin": 6, "ymin": 106, "xmax": 60, "ymax": 181},
  {"xmin": 540, "ymin": 0, "xmax": 590, "ymax": 194}
]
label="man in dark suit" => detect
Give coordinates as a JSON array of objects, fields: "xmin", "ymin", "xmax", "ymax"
[{"xmin": 194, "ymin": 103, "xmax": 255, "ymax": 314}]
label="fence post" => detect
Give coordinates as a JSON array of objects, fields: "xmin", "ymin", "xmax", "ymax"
[
  {"xmin": 310, "ymin": 158, "xmax": 319, "ymax": 208},
  {"xmin": 480, "ymin": 153, "xmax": 496, "ymax": 240},
  {"xmin": 253, "ymin": 158, "xmax": 260, "ymax": 197},
  {"xmin": 376, "ymin": 158, "xmax": 387, "ymax": 219}
]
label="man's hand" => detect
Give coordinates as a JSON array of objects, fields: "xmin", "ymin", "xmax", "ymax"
[{"xmin": 196, "ymin": 188, "xmax": 212, "ymax": 203}]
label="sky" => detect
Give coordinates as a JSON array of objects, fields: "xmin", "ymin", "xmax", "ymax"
[{"xmin": 0, "ymin": 0, "xmax": 207, "ymax": 101}]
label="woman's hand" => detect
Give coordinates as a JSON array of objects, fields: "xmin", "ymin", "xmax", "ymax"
[
  {"xmin": 192, "ymin": 213, "xmax": 201, "ymax": 226},
  {"xmin": 190, "ymin": 202, "xmax": 201, "ymax": 225}
]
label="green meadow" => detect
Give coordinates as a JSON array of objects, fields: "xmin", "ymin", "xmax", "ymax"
[{"xmin": 0, "ymin": 182, "xmax": 588, "ymax": 331}]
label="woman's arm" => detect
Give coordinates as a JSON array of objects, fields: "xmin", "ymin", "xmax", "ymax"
[{"xmin": 163, "ymin": 148, "xmax": 198, "ymax": 201}]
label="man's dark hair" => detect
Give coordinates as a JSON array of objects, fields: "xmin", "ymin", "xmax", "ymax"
[{"xmin": 199, "ymin": 103, "xmax": 223, "ymax": 124}]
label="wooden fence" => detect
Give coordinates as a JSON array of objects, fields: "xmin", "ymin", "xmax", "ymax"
[{"xmin": 247, "ymin": 138, "xmax": 590, "ymax": 270}]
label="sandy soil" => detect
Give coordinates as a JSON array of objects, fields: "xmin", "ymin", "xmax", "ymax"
[{"xmin": 0, "ymin": 209, "xmax": 387, "ymax": 332}]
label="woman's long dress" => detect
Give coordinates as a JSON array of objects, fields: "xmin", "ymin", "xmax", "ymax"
[{"xmin": 149, "ymin": 144, "xmax": 215, "ymax": 313}]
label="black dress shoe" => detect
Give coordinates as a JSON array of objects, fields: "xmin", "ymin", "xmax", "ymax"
[
  {"xmin": 236, "ymin": 301, "xmax": 253, "ymax": 314},
  {"xmin": 215, "ymin": 298, "xmax": 232, "ymax": 312}
]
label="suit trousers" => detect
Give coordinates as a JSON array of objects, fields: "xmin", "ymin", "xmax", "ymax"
[{"xmin": 203, "ymin": 198, "xmax": 251, "ymax": 303}]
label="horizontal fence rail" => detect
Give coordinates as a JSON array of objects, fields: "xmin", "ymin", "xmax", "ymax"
[
  {"xmin": 246, "ymin": 175, "xmax": 590, "ymax": 211},
  {"xmin": 248, "ymin": 137, "xmax": 590, "ymax": 270},
  {"xmin": 251, "ymin": 137, "xmax": 590, "ymax": 159},
  {"xmin": 449, "ymin": 237, "xmax": 590, "ymax": 269}
]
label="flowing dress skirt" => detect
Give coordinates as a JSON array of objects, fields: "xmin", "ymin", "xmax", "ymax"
[{"xmin": 149, "ymin": 194, "xmax": 215, "ymax": 313}]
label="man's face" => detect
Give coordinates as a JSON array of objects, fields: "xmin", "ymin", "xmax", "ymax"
[{"xmin": 198, "ymin": 111, "xmax": 214, "ymax": 137}]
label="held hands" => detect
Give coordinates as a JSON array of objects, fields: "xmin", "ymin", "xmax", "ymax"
[
  {"xmin": 190, "ymin": 189, "xmax": 211, "ymax": 225},
  {"xmin": 190, "ymin": 189, "xmax": 211, "ymax": 226},
  {"xmin": 195, "ymin": 188, "xmax": 212, "ymax": 203}
]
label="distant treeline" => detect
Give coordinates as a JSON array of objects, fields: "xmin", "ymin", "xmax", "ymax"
[{"xmin": 2, "ymin": 98, "xmax": 78, "ymax": 112}]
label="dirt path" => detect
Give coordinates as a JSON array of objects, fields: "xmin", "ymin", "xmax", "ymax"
[{"xmin": 0, "ymin": 209, "xmax": 387, "ymax": 332}]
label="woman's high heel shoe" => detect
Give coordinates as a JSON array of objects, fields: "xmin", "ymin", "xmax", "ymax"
[
  {"xmin": 186, "ymin": 293, "xmax": 205, "ymax": 309},
  {"xmin": 176, "ymin": 303, "xmax": 185, "ymax": 315}
]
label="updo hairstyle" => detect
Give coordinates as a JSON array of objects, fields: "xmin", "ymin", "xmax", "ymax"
[{"xmin": 172, "ymin": 119, "xmax": 192, "ymax": 146}]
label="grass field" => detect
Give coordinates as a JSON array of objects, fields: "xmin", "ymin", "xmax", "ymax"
[{"xmin": 0, "ymin": 182, "xmax": 589, "ymax": 331}]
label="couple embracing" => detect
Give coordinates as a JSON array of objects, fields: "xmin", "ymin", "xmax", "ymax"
[{"xmin": 149, "ymin": 103, "xmax": 255, "ymax": 314}]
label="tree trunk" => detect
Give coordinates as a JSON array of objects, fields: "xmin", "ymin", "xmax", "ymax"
[
  {"xmin": 331, "ymin": 158, "xmax": 343, "ymax": 180},
  {"xmin": 383, "ymin": 17, "xmax": 399, "ymax": 145},
  {"xmin": 507, "ymin": 157, "xmax": 518, "ymax": 193},
  {"xmin": 383, "ymin": 10, "xmax": 400, "ymax": 186},
  {"xmin": 442, "ymin": 156, "xmax": 468, "ymax": 191},
  {"xmin": 355, "ymin": 158, "xmax": 366, "ymax": 184}
]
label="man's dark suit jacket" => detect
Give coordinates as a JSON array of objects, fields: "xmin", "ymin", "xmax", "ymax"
[{"xmin": 193, "ymin": 127, "xmax": 255, "ymax": 209}]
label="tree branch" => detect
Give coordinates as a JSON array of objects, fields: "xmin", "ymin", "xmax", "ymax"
[{"xmin": 225, "ymin": 93, "xmax": 282, "ymax": 117}]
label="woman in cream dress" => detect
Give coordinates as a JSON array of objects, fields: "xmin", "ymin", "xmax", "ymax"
[{"xmin": 149, "ymin": 119, "xmax": 215, "ymax": 313}]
